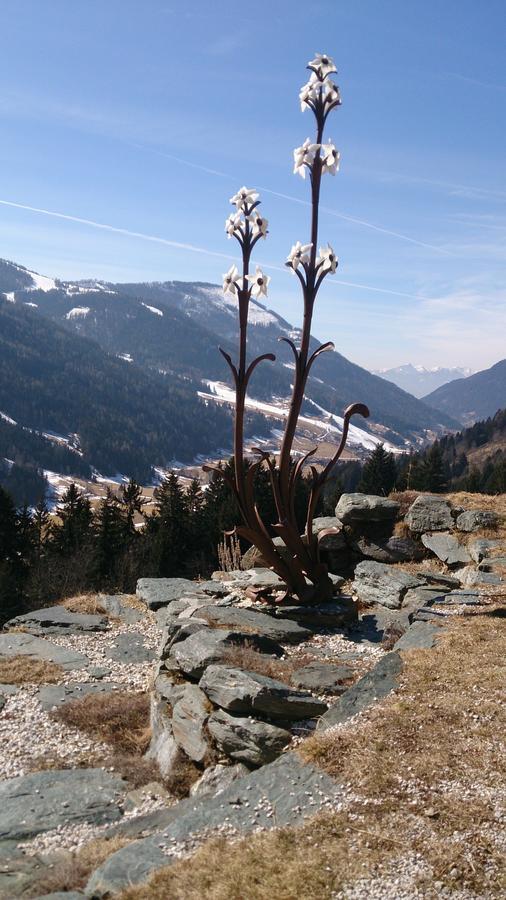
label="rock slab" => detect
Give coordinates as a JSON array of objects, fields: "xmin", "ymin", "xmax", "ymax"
[
  {"xmin": 4, "ymin": 606, "xmax": 108, "ymax": 635},
  {"xmin": 0, "ymin": 769, "xmax": 125, "ymax": 841},
  {"xmin": 197, "ymin": 605, "xmax": 312, "ymax": 644},
  {"xmin": 421, "ymin": 532, "xmax": 471, "ymax": 566},
  {"xmin": 335, "ymin": 493, "xmax": 399, "ymax": 524},
  {"xmin": 0, "ymin": 633, "xmax": 89, "ymax": 671},
  {"xmin": 405, "ymin": 495, "xmax": 454, "ymax": 533},
  {"xmin": 318, "ymin": 651, "xmax": 403, "ymax": 729},
  {"xmin": 170, "ymin": 629, "xmax": 283, "ymax": 680},
  {"xmin": 353, "ymin": 561, "xmax": 423, "ymax": 609},
  {"xmin": 208, "ymin": 709, "xmax": 292, "ymax": 766},
  {"xmin": 199, "ymin": 665, "xmax": 327, "ymax": 719}
]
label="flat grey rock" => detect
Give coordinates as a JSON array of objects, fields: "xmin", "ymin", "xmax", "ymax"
[
  {"xmin": 0, "ymin": 768, "xmax": 125, "ymax": 841},
  {"xmin": 33, "ymin": 893, "xmax": 85, "ymax": 899},
  {"xmin": 432, "ymin": 590, "xmax": 481, "ymax": 606},
  {"xmin": 86, "ymin": 753, "xmax": 344, "ymax": 897},
  {"xmin": 394, "ymin": 621, "xmax": 440, "ymax": 650},
  {"xmin": 479, "ymin": 556, "xmax": 506, "ymax": 572},
  {"xmin": 318, "ymin": 652, "xmax": 403, "ymax": 729},
  {"xmin": 3, "ymin": 606, "xmax": 108, "ymax": 635},
  {"xmin": 403, "ymin": 586, "xmax": 448, "ymax": 607},
  {"xmin": 416, "ymin": 571, "xmax": 461, "ymax": 588},
  {"xmin": 290, "ymin": 662, "xmax": 354, "ymax": 694},
  {"xmin": 312, "ymin": 517, "xmax": 347, "ymax": 550},
  {"xmin": 405, "ymin": 495, "xmax": 454, "ymax": 533},
  {"xmin": 170, "ymin": 628, "xmax": 283, "ymax": 680},
  {"xmin": 172, "ymin": 684, "xmax": 211, "ymax": 763},
  {"xmin": 36, "ymin": 681, "xmax": 118, "ymax": 711},
  {"xmin": 208, "ymin": 709, "xmax": 292, "ymax": 766},
  {"xmin": 199, "ymin": 665, "xmax": 327, "ymax": 719},
  {"xmin": 335, "ymin": 493, "xmax": 399, "ymax": 524},
  {"xmin": 353, "ymin": 561, "xmax": 424, "ymax": 609},
  {"xmin": 460, "ymin": 567, "xmax": 502, "ymax": 586},
  {"xmin": 456, "ymin": 509, "xmax": 499, "ymax": 532},
  {"xmin": 0, "ymin": 683, "xmax": 18, "ymax": 696},
  {"xmin": 196, "ymin": 605, "xmax": 312, "ymax": 644},
  {"xmin": 189, "ymin": 762, "xmax": 250, "ymax": 798},
  {"xmin": 468, "ymin": 539, "xmax": 503, "ymax": 563},
  {"xmin": 0, "ymin": 633, "xmax": 89, "ymax": 671},
  {"xmin": 244, "ymin": 568, "xmax": 286, "ymax": 589},
  {"xmin": 353, "ymin": 535, "xmax": 424, "ymax": 564},
  {"xmin": 137, "ymin": 578, "xmax": 229, "ymax": 610},
  {"xmin": 267, "ymin": 596, "xmax": 356, "ymax": 628},
  {"xmin": 105, "ymin": 632, "xmax": 156, "ymax": 663},
  {"xmin": 421, "ymin": 532, "xmax": 471, "ymax": 566},
  {"xmin": 98, "ymin": 594, "xmax": 145, "ymax": 624}
]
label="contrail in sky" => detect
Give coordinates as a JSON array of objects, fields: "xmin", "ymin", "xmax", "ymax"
[{"xmin": 0, "ymin": 197, "xmax": 430, "ymax": 301}]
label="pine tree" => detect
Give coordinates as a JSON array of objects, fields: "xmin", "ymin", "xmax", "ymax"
[
  {"xmin": 419, "ymin": 444, "xmax": 447, "ymax": 493},
  {"xmin": 51, "ymin": 483, "xmax": 93, "ymax": 556},
  {"xmin": 146, "ymin": 474, "xmax": 190, "ymax": 576},
  {"xmin": 358, "ymin": 444, "xmax": 397, "ymax": 496},
  {"xmin": 119, "ymin": 479, "xmax": 144, "ymax": 536},
  {"xmin": 92, "ymin": 488, "xmax": 129, "ymax": 587}
]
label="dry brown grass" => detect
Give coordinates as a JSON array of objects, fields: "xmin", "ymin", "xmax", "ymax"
[
  {"xmin": 61, "ymin": 593, "xmax": 107, "ymax": 615},
  {"xmin": 27, "ymin": 751, "xmax": 163, "ymax": 791},
  {"xmin": 0, "ymin": 655, "xmax": 64, "ymax": 684},
  {"xmin": 389, "ymin": 489, "xmax": 421, "ymax": 515},
  {"xmin": 164, "ymin": 749, "xmax": 203, "ymax": 799},
  {"xmin": 120, "ymin": 606, "xmax": 506, "ymax": 899},
  {"xmin": 221, "ymin": 642, "xmax": 315, "ymax": 683},
  {"xmin": 51, "ymin": 691, "xmax": 151, "ymax": 755},
  {"xmin": 30, "ymin": 835, "xmax": 131, "ymax": 897}
]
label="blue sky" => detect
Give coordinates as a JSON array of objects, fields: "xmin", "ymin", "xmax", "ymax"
[{"xmin": 0, "ymin": 0, "xmax": 505, "ymax": 371}]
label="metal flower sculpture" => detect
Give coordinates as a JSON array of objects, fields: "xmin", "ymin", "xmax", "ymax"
[{"xmin": 205, "ymin": 54, "xmax": 369, "ymax": 603}]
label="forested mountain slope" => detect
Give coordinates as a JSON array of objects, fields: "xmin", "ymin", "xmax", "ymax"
[{"xmin": 423, "ymin": 359, "xmax": 506, "ymax": 425}]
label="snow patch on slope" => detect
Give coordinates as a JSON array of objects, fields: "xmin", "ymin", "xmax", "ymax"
[
  {"xmin": 0, "ymin": 411, "xmax": 17, "ymax": 425},
  {"xmin": 141, "ymin": 302, "xmax": 164, "ymax": 317},
  {"xmin": 27, "ymin": 270, "xmax": 57, "ymax": 292},
  {"xmin": 65, "ymin": 307, "xmax": 90, "ymax": 319}
]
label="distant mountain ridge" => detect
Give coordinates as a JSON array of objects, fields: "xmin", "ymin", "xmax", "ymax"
[
  {"xmin": 423, "ymin": 358, "xmax": 506, "ymax": 426},
  {"xmin": 0, "ymin": 258, "xmax": 460, "ymax": 483},
  {"xmin": 374, "ymin": 363, "xmax": 473, "ymax": 398}
]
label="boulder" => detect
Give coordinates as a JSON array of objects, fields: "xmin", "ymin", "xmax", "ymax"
[
  {"xmin": 0, "ymin": 768, "xmax": 125, "ymax": 841},
  {"xmin": 312, "ymin": 517, "xmax": 347, "ymax": 550},
  {"xmin": 105, "ymin": 632, "xmax": 156, "ymax": 664},
  {"xmin": 199, "ymin": 665, "xmax": 327, "ymax": 719},
  {"xmin": 456, "ymin": 509, "xmax": 499, "ymax": 532},
  {"xmin": 154, "ymin": 672, "xmax": 186, "ymax": 706},
  {"xmin": 146, "ymin": 694, "xmax": 179, "ymax": 778},
  {"xmin": 318, "ymin": 651, "xmax": 403, "ymax": 730},
  {"xmin": 37, "ymin": 681, "xmax": 117, "ymax": 711},
  {"xmin": 172, "ymin": 684, "xmax": 211, "ymax": 763},
  {"xmin": 136, "ymin": 577, "xmax": 227, "ymax": 610},
  {"xmin": 405, "ymin": 495, "xmax": 453, "ymax": 533},
  {"xmin": 98, "ymin": 594, "xmax": 145, "ymax": 624},
  {"xmin": 335, "ymin": 493, "xmax": 400, "ymax": 524},
  {"xmin": 196, "ymin": 605, "xmax": 312, "ymax": 644},
  {"xmin": 353, "ymin": 561, "xmax": 424, "ymax": 609},
  {"xmin": 290, "ymin": 662, "xmax": 354, "ymax": 694},
  {"xmin": 189, "ymin": 762, "xmax": 250, "ymax": 798},
  {"xmin": 393, "ymin": 621, "xmax": 440, "ymax": 650},
  {"xmin": 468, "ymin": 539, "xmax": 503, "ymax": 563},
  {"xmin": 3, "ymin": 606, "xmax": 108, "ymax": 635},
  {"xmin": 170, "ymin": 629, "xmax": 283, "ymax": 680},
  {"xmin": 352, "ymin": 535, "xmax": 424, "ymax": 564},
  {"xmin": 459, "ymin": 567, "xmax": 502, "ymax": 587},
  {"xmin": 0, "ymin": 633, "xmax": 89, "ymax": 671},
  {"xmin": 265, "ymin": 596, "xmax": 357, "ymax": 629},
  {"xmin": 208, "ymin": 709, "xmax": 292, "ymax": 766},
  {"xmin": 421, "ymin": 532, "xmax": 471, "ymax": 566}
]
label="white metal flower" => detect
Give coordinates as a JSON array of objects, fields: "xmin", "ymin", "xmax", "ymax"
[
  {"xmin": 222, "ymin": 265, "xmax": 240, "ymax": 296},
  {"xmin": 229, "ymin": 186, "xmax": 259, "ymax": 211},
  {"xmin": 317, "ymin": 244, "xmax": 338, "ymax": 273},
  {"xmin": 249, "ymin": 211, "xmax": 268, "ymax": 238},
  {"xmin": 299, "ymin": 73, "xmax": 320, "ymax": 111},
  {"xmin": 293, "ymin": 138, "xmax": 320, "ymax": 178},
  {"xmin": 246, "ymin": 266, "xmax": 270, "ymax": 298},
  {"xmin": 307, "ymin": 52, "xmax": 337, "ymax": 79},
  {"xmin": 322, "ymin": 80, "xmax": 341, "ymax": 108},
  {"xmin": 286, "ymin": 241, "xmax": 313, "ymax": 271},
  {"xmin": 225, "ymin": 212, "xmax": 242, "ymax": 238},
  {"xmin": 321, "ymin": 141, "xmax": 341, "ymax": 175}
]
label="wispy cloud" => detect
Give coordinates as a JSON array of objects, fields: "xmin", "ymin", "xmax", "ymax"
[{"xmin": 445, "ymin": 71, "xmax": 506, "ymax": 92}]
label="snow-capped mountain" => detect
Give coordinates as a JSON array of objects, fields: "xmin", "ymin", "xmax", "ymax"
[
  {"xmin": 374, "ymin": 363, "xmax": 473, "ymax": 399},
  {"xmin": 1, "ymin": 258, "xmax": 460, "ymax": 483}
]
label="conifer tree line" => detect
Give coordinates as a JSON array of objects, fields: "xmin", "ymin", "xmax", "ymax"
[{"xmin": 0, "ymin": 464, "xmax": 315, "ymax": 624}]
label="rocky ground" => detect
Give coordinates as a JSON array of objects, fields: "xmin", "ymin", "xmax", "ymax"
[{"xmin": 0, "ymin": 492, "xmax": 504, "ymax": 899}]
